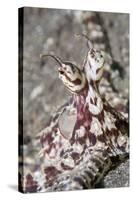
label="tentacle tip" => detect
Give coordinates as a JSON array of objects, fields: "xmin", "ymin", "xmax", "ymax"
[
  {"xmin": 40, "ymin": 51, "xmax": 55, "ymax": 59},
  {"xmin": 39, "ymin": 53, "xmax": 63, "ymax": 67}
]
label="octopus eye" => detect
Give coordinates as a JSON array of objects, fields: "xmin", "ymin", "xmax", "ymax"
[{"xmin": 60, "ymin": 71, "xmax": 65, "ymax": 75}]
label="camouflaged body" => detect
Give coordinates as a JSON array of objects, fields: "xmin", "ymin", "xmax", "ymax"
[
  {"xmin": 22, "ymin": 82, "xmax": 128, "ymax": 192},
  {"xmin": 20, "ymin": 12, "xmax": 129, "ymax": 193}
]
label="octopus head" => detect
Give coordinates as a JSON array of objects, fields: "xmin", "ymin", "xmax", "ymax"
[
  {"xmin": 40, "ymin": 54, "xmax": 87, "ymax": 94},
  {"xmin": 76, "ymin": 33, "xmax": 106, "ymax": 82}
]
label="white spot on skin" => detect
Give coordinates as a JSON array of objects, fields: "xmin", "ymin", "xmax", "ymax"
[
  {"xmin": 117, "ymin": 134, "xmax": 127, "ymax": 147},
  {"xmin": 86, "ymin": 138, "xmax": 90, "ymax": 146},
  {"xmin": 96, "ymin": 141, "xmax": 106, "ymax": 149},
  {"xmin": 86, "ymin": 86, "xmax": 103, "ymax": 115},
  {"xmin": 62, "ymin": 157, "xmax": 75, "ymax": 168},
  {"xmin": 72, "ymin": 142, "xmax": 83, "ymax": 154},
  {"xmin": 90, "ymin": 117, "xmax": 103, "ymax": 136},
  {"xmin": 103, "ymin": 111, "xmax": 116, "ymax": 131},
  {"xmin": 76, "ymin": 126, "xmax": 86, "ymax": 138},
  {"xmin": 38, "ymin": 149, "xmax": 45, "ymax": 158}
]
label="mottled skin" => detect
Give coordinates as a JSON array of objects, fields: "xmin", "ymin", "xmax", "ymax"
[
  {"xmin": 22, "ymin": 42, "xmax": 129, "ymax": 192},
  {"xmin": 81, "ymin": 13, "xmax": 128, "ymax": 113}
]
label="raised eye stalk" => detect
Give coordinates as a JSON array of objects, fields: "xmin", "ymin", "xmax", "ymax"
[
  {"xmin": 40, "ymin": 54, "xmax": 63, "ymax": 67},
  {"xmin": 75, "ymin": 33, "xmax": 93, "ymax": 51}
]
